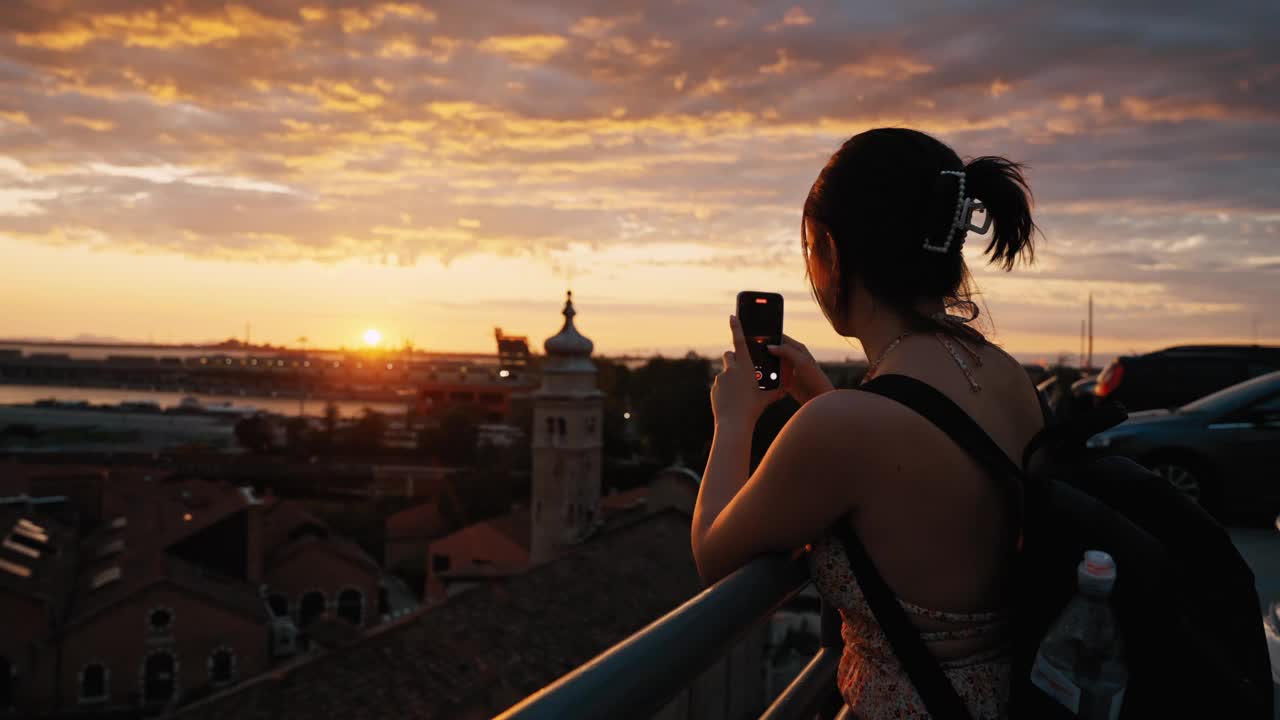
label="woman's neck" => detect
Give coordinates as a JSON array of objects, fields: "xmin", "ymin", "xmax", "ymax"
[{"xmin": 855, "ymin": 299, "xmax": 945, "ymax": 366}]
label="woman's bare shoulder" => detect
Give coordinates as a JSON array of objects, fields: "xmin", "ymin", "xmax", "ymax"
[{"xmin": 782, "ymin": 388, "xmax": 916, "ymax": 460}]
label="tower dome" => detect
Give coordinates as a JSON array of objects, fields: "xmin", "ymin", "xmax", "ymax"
[{"xmin": 543, "ymin": 291, "xmax": 594, "ymax": 357}]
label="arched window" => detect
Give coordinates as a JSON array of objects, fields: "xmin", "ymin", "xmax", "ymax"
[
  {"xmin": 267, "ymin": 593, "xmax": 289, "ymax": 618},
  {"xmin": 142, "ymin": 652, "xmax": 176, "ymax": 704},
  {"xmin": 337, "ymin": 588, "xmax": 364, "ymax": 626},
  {"xmin": 208, "ymin": 648, "xmax": 236, "ymax": 686},
  {"xmin": 545, "ymin": 417, "xmax": 554, "ymax": 435},
  {"xmin": 557, "ymin": 417, "xmax": 566, "ymax": 436},
  {"xmin": 298, "ymin": 591, "xmax": 326, "ymax": 628},
  {"xmin": 0, "ymin": 656, "xmax": 13, "ymax": 709},
  {"xmin": 80, "ymin": 663, "xmax": 108, "ymax": 702}
]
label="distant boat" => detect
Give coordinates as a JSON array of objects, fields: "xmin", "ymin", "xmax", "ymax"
[
  {"xmin": 118, "ymin": 401, "xmax": 162, "ymax": 413},
  {"xmin": 178, "ymin": 396, "xmax": 258, "ymax": 417}
]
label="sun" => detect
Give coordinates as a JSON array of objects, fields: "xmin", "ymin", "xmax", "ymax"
[{"xmin": 363, "ymin": 328, "xmax": 382, "ymax": 347}]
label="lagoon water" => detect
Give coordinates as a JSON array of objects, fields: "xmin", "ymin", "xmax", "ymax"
[{"xmin": 0, "ymin": 384, "xmax": 409, "ymax": 418}]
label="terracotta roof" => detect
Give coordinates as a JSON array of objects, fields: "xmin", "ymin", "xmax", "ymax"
[
  {"xmin": 486, "ymin": 507, "xmax": 531, "ymax": 553},
  {"xmin": 64, "ymin": 550, "xmax": 267, "ymax": 630},
  {"xmin": 65, "ymin": 477, "xmax": 269, "ymax": 629},
  {"xmin": 267, "ymin": 534, "xmax": 380, "ymax": 574},
  {"xmin": 384, "ymin": 502, "xmax": 448, "ymax": 537},
  {"xmin": 600, "ymin": 486, "xmax": 648, "ymax": 515},
  {"xmin": 262, "ymin": 497, "xmax": 326, "ymax": 550},
  {"xmin": 173, "ymin": 509, "xmax": 701, "ymax": 720}
]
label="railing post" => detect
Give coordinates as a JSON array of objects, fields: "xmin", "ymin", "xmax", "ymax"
[
  {"xmin": 816, "ymin": 599, "xmax": 846, "ymax": 720},
  {"xmin": 757, "ymin": 598, "xmax": 846, "ymax": 720},
  {"xmin": 820, "ymin": 599, "xmax": 842, "ymax": 649}
]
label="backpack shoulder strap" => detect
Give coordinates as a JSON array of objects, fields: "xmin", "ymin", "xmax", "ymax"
[
  {"xmin": 859, "ymin": 373, "xmax": 1027, "ymax": 483},
  {"xmin": 859, "ymin": 373, "xmax": 1026, "ymax": 547}
]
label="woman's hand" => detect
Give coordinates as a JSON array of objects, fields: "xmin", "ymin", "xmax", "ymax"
[
  {"xmin": 712, "ymin": 315, "xmax": 784, "ymax": 429},
  {"xmin": 767, "ymin": 334, "xmax": 835, "ymax": 405}
]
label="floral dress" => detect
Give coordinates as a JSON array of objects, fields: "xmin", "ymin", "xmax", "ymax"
[{"xmin": 808, "ymin": 534, "xmax": 1011, "ymax": 719}]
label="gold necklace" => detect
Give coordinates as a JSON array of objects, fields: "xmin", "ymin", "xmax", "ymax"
[
  {"xmin": 861, "ymin": 329, "xmax": 986, "ymax": 392},
  {"xmin": 861, "ymin": 332, "xmax": 914, "ymax": 384}
]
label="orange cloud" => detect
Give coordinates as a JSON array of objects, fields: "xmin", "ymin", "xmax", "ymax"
[
  {"xmin": 759, "ymin": 49, "xmax": 819, "ymax": 76},
  {"xmin": 0, "ymin": 111, "xmax": 31, "ymax": 125},
  {"xmin": 767, "ymin": 6, "xmax": 814, "ymax": 31},
  {"xmin": 63, "ymin": 116, "xmax": 116, "ymax": 132},
  {"xmin": 1120, "ymin": 97, "xmax": 1240, "ymax": 123},
  {"xmin": 838, "ymin": 55, "xmax": 933, "ymax": 79},
  {"xmin": 291, "ymin": 81, "xmax": 386, "ymax": 112},
  {"xmin": 338, "ymin": 3, "xmax": 436, "ymax": 33},
  {"xmin": 570, "ymin": 15, "xmax": 640, "ymax": 39},
  {"xmin": 478, "ymin": 34, "xmax": 568, "ymax": 64},
  {"xmin": 378, "ymin": 34, "xmax": 459, "ymax": 63},
  {"xmin": 16, "ymin": 5, "xmax": 299, "ymax": 50},
  {"xmin": 1058, "ymin": 93, "xmax": 1105, "ymax": 112},
  {"xmin": 586, "ymin": 35, "xmax": 674, "ymax": 68}
]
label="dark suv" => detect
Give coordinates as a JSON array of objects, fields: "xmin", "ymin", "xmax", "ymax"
[{"xmin": 1083, "ymin": 345, "xmax": 1280, "ymax": 412}]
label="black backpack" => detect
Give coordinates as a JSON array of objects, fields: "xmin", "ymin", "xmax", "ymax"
[{"xmin": 832, "ymin": 373, "xmax": 1272, "ymax": 719}]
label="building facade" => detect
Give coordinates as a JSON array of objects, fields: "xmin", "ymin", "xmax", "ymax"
[{"xmin": 529, "ymin": 291, "xmax": 604, "ymax": 565}]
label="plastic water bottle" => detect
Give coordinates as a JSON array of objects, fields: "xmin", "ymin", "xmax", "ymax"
[{"xmin": 1029, "ymin": 550, "xmax": 1129, "ymax": 719}]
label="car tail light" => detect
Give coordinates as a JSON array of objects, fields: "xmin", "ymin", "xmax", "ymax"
[{"xmin": 1095, "ymin": 360, "xmax": 1125, "ymax": 397}]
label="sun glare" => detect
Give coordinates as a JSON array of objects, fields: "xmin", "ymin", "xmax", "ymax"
[{"xmin": 363, "ymin": 328, "xmax": 382, "ymax": 347}]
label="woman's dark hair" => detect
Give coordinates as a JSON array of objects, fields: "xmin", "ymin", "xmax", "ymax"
[{"xmin": 802, "ymin": 127, "xmax": 1037, "ymax": 343}]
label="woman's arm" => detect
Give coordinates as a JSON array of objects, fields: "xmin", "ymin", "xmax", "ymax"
[{"xmin": 691, "ymin": 390, "xmax": 867, "ymax": 585}]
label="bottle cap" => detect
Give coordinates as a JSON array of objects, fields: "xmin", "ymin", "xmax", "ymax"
[{"xmin": 1077, "ymin": 550, "xmax": 1117, "ymax": 594}]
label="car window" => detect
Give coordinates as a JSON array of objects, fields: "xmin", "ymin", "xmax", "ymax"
[
  {"xmin": 1249, "ymin": 361, "xmax": 1279, "ymax": 378},
  {"xmin": 1175, "ymin": 357, "xmax": 1240, "ymax": 383},
  {"xmin": 1251, "ymin": 393, "xmax": 1280, "ymax": 413},
  {"xmin": 1181, "ymin": 371, "xmax": 1280, "ymax": 414}
]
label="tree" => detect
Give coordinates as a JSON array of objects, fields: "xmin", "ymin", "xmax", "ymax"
[
  {"xmin": 629, "ymin": 357, "xmax": 715, "ymax": 470},
  {"xmin": 596, "ymin": 358, "xmax": 635, "ymax": 459},
  {"xmin": 345, "ymin": 409, "xmax": 387, "ymax": 455},
  {"xmin": 321, "ymin": 402, "xmax": 340, "ymax": 452},
  {"xmin": 284, "ymin": 417, "xmax": 310, "ymax": 453},
  {"xmin": 418, "ymin": 405, "xmax": 479, "ymax": 465},
  {"xmin": 233, "ymin": 414, "xmax": 275, "ymax": 453}
]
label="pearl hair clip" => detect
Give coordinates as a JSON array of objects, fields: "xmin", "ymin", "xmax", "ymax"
[{"xmin": 922, "ymin": 169, "xmax": 992, "ymax": 254}]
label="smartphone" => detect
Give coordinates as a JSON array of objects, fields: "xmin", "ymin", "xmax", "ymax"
[{"xmin": 736, "ymin": 291, "xmax": 783, "ymax": 390}]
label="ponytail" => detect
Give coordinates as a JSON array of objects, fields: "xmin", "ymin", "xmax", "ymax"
[{"xmin": 964, "ymin": 156, "xmax": 1037, "ymax": 271}]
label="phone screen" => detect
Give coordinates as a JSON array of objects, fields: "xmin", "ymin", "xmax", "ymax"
[{"xmin": 736, "ymin": 291, "xmax": 783, "ymax": 390}]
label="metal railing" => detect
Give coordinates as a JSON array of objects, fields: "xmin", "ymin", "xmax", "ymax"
[{"xmin": 495, "ymin": 550, "xmax": 845, "ymax": 720}]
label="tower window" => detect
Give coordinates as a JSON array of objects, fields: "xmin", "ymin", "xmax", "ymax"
[{"xmin": 557, "ymin": 417, "xmax": 566, "ymax": 436}]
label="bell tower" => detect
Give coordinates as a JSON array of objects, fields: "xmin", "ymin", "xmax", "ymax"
[{"xmin": 529, "ymin": 291, "xmax": 604, "ymax": 564}]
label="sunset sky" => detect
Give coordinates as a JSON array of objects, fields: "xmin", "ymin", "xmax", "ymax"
[{"xmin": 1, "ymin": 1, "xmax": 1277, "ymax": 362}]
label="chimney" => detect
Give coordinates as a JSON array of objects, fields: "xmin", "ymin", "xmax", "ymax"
[
  {"xmin": 1087, "ymin": 293, "xmax": 1094, "ymax": 370},
  {"xmin": 243, "ymin": 487, "xmax": 264, "ymax": 584}
]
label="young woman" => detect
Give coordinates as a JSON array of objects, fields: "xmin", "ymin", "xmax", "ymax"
[{"xmin": 691, "ymin": 128, "xmax": 1043, "ymax": 718}]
